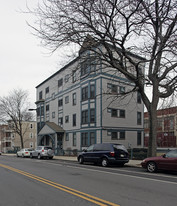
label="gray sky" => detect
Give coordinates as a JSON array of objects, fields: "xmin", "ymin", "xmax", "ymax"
[{"xmin": 0, "ymin": 0, "xmax": 61, "ymax": 108}]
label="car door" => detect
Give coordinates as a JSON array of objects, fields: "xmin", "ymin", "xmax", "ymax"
[
  {"xmin": 92, "ymin": 144, "xmax": 103, "ymax": 162},
  {"xmin": 83, "ymin": 145, "xmax": 94, "ymax": 162},
  {"xmin": 33, "ymin": 147, "xmax": 40, "ymax": 157}
]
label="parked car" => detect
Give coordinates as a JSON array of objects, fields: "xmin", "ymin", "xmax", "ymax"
[
  {"xmin": 30, "ymin": 146, "xmax": 54, "ymax": 159},
  {"xmin": 77, "ymin": 143, "xmax": 129, "ymax": 167},
  {"xmin": 17, "ymin": 148, "xmax": 33, "ymax": 158},
  {"xmin": 0, "ymin": 151, "xmax": 1, "ymax": 155},
  {"xmin": 141, "ymin": 149, "xmax": 177, "ymax": 173}
]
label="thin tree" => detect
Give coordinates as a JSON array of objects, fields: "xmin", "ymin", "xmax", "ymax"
[
  {"xmin": 28, "ymin": 0, "xmax": 177, "ymax": 156},
  {"xmin": 0, "ymin": 89, "xmax": 34, "ymax": 149}
]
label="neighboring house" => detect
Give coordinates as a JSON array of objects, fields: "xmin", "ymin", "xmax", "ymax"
[
  {"xmin": 0, "ymin": 121, "xmax": 37, "ymax": 153},
  {"xmin": 36, "ymin": 39, "xmax": 144, "ymax": 155},
  {"xmin": 144, "ymin": 107, "xmax": 177, "ymax": 148}
]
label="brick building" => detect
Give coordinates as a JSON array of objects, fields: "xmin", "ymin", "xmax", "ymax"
[{"xmin": 144, "ymin": 107, "xmax": 177, "ymax": 148}]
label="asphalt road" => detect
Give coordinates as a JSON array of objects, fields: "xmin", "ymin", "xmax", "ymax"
[{"xmin": 0, "ymin": 156, "xmax": 177, "ymax": 206}]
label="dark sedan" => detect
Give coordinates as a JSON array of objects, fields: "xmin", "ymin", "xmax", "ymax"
[{"xmin": 141, "ymin": 149, "xmax": 177, "ymax": 173}]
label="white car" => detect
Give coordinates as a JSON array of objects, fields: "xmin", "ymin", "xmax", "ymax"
[{"xmin": 17, "ymin": 148, "xmax": 33, "ymax": 158}]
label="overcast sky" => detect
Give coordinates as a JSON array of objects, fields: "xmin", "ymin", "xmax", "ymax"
[{"xmin": 0, "ymin": 0, "xmax": 62, "ymax": 108}]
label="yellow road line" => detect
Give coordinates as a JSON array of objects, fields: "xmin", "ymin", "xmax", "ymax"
[{"xmin": 0, "ymin": 163, "xmax": 120, "ymax": 206}]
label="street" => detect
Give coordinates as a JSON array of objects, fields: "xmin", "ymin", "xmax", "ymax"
[{"xmin": 0, "ymin": 156, "xmax": 177, "ymax": 206}]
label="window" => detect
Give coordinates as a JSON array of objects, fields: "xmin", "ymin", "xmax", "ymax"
[
  {"xmin": 37, "ymin": 107, "xmax": 40, "ymax": 116},
  {"xmin": 137, "ymin": 112, "xmax": 142, "ymax": 125},
  {"xmin": 111, "ymin": 109, "xmax": 117, "ymax": 117},
  {"xmin": 58, "ymin": 117, "xmax": 63, "ymax": 125},
  {"xmin": 111, "ymin": 132, "xmax": 118, "ymax": 140},
  {"xmin": 81, "ymin": 63, "xmax": 88, "ymax": 76},
  {"xmin": 58, "ymin": 78, "xmax": 63, "ymax": 87},
  {"xmin": 73, "ymin": 133, "xmax": 76, "ymax": 146},
  {"xmin": 119, "ymin": 86, "xmax": 125, "ymax": 94},
  {"xmin": 58, "ymin": 99, "xmax": 63, "ymax": 107},
  {"xmin": 119, "ymin": 131, "xmax": 125, "ymax": 140},
  {"xmin": 39, "ymin": 91, "xmax": 43, "ymax": 100},
  {"xmin": 90, "ymin": 109, "xmax": 95, "ymax": 123},
  {"xmin": 65, "ymin": 96, "xmax": 69, "ymax": 104},
  {"xmin": 137, "ymin": 91, "xmax": 141, "ymax": 104},
  {"xmin": 112, "ymin": 84, "xmax": 117, "ymax": 93},
  {"xmin": 144, "ymin": 119, "xmax": 149, "ymax": 128},
  {"xmin": 65, "ymin": 115, "xmax": 69, "ymax": 123},
  {"xmin": 82, "ymin": 86, "xmax": 88, "ymax": 101},
  {"xmin": 137, "ymin": 132, "xmax": 142, "ymax": 145},
  {"xmin": 119, "ymin": 110, "xmax": 125, "ymax": 118},
  {"xmin": 45, "ymin": 87, "xmax": 49, "ymax": 94},
  {"xmin": 81, "ymin": 61, "xmax": 89, "ymax": 76},
  {"xmin": 65, "ymin": 74, "xmax": 69, "ymax": 83},
  {"xmin": 52, "ymin": 112, "xmax": 55, "ymax": 119},
  {"xmin": 90, "ymin": 132, "xmax": 95, "ymax": 145},
  {"xmin": 164, "ymin": 116, "xmax": 174, "ymax": 130},
  {"xmin": 65, "ymin": 133, "xmax": 69, "ymax": 141},
  {"xmin": 82, "ymin": 110, "xmax": 88, "ymax": 124},
  {"xmin": 157, "ymin": 118, "xmax": 163, "ymax": 128},
  {"xmin": 107, "ymin": 83, "xmax": 117, "ymax": 93},
  {"xmin": 30, "ymin": 124, "xmax": 33, "ymax": 129},
  {"xmin": 73, "ymin": 114, "xmax": 76, "ymax": 126},
  {"xmin": 41, "ymin": 106, "xmax": 44, "ymax": 116},
  {"xmin": 72, "ymin": 70, "xmax": 76, "ymax": 83},
  {"xmin": 30, "ymin": 142, "xmax": 33, "ymax": 148},
  {"xmin": 30, "ymin": 133, "xmax": 33, "ymax": 138},
  {"xmin": 46, "ymin": 104, "xmax": 49, "ymax": 112},
  {"xmin": 81, "ymin": 133, "xmax": 88, "ymax": 146},
  {"xmin": 72, "ymin": 93, "xmax": 76, "ymax": 105},
  {"xmin": 52, "ymin": 93, "xmax": 55, "ymax": 100},
  {"xmin": 90, "ymin": 85, "xmax": 95, "ymax": 99}
]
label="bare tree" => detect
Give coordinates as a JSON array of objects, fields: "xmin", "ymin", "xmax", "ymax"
[
  {"xmin": 28, "ymin": 0, "xmax": 177, "ymax": 156},
  {"xmin": 0, "ymin": 89, "xmax": 34, "ymax": 149}
]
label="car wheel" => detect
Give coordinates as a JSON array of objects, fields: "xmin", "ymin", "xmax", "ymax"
[
  {"xmin": 78, "ymin": 156, "xmax": 84, "ymax": 164},
  {"xmin": 17, "ymin": 154, "xmax": 19, "ymax": 157},
  {"xmin": 37, "ymin": 154, "xmax": 41, "ymax": 159},
  {"xmin": 22, "ymin": 154, "xmax": 24, "ymax": 158},
  {"xmin": 101, "ymin": 158, "xmax": 109, "ymax": 167},
  {"xmin": 147, "ymin": 161, "xmax": 157, "ymax": 173},
  {"xmin": 49, "ymin": 156, "xmax": 53, "ymax": 160},
  {"xmin": 30, "ymin": 153, "xmax": 33, "ymax": 159}
]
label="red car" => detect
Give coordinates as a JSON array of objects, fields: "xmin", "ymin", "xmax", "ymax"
[{"xmin": 141, "ymin": 149, "xmax": 177, "ymax": 173}]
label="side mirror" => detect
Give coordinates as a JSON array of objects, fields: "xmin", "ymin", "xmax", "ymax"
[
  {"xmin": 162, "ymin": 154, "xmax": 166, "ymax": 158},
  {"xmin": 83, "ymin": 149, "xmax": 87, "ymax": 152}
]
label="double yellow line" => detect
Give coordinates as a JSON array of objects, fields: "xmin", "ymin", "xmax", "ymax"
[{"xmin": 0, "ymin": 163, "xmax": 120, "ymax": 206}]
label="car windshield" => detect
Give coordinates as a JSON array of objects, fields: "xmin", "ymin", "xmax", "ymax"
[
  {"xmin": 166, "ymin": 150, "xmax": 177, "ymax": 158},
  {"xmin": 27, "ymin": 148, "xmax": 33, "ymax": 151},
  {"xmin": 44, "ymin": 147, "xmax": 52, "ymax": 150},
  {"xmin": 113, "ymin": 144, "xmax": 127, "ymax": 152}
]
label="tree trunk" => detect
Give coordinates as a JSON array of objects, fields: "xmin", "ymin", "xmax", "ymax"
[
  {"xmin": 20, "ymin": 134, "xmax": 24, "ymax": 149},
  {"xmin": 147, "ymin": 106, "xmax": 157, "ymax": 157}
]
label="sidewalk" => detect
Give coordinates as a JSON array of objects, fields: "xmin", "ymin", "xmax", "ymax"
[
  {"xmin": 2, "ymin": 154, "xmax": 142, "ymax": 167},
  {"xmin": 53, "ymin": 156, "xmax": 142, "ymax": 167}
]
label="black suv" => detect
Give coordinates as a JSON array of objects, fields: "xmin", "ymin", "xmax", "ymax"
[{"xmin": 77, "ymin": 143, "xmax": 129, "ymax": 167}]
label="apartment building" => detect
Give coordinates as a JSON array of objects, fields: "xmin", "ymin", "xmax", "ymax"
[
  {"xmin": 144, "ymin": 107, "xmax": 177, "ymax": 148},
  {"xmin": 36, "ymin": 42, "xmax": 144, "ymax": 154},
  {"xmin": 0, "ymin": 121, "xmax": 37, "ymax": 153}
]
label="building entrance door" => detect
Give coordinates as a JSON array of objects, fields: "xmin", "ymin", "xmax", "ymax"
[{"xmin": 57, "ymin": 133, "xmax": 64, "ymax": 155}]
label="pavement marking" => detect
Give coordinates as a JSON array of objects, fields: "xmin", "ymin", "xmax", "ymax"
[{"xmin": 0, "ymin": 163, "xmax": 120, "ymax": 206}]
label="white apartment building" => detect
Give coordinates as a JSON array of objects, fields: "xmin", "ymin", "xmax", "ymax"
[{"xmin": 36, "ymin": 42, "xmax": 144, "ymax": 155}]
